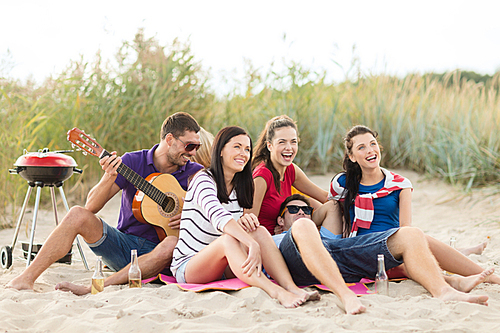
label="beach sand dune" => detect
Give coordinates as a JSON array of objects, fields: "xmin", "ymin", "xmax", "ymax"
[{"xmin": 1, "ymin": 170, "xmax": 500, "ymax": 332}]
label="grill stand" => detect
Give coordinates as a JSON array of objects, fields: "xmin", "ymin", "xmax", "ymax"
[{"xmin": 6, "ymin": 181, "xmax": 89, "ymax": 270}]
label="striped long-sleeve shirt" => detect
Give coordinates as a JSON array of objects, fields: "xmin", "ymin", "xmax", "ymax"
[{"xmin": 170, "ymin": 170, "xmax": 243, "ymax": 276}]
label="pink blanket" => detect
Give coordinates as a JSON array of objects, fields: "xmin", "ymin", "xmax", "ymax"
[{"xmin": 143, "ymin": 274, "xmax": 372, "ymax": 295}]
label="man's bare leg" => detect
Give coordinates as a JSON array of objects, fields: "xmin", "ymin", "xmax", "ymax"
[
  {"xmin": 291, "ymin": 218, "xmax": 365, "ymax": 315},
  {"xmin": 55, "ymin": 236, "xmax": 178, "ymax": 295},
  {"xmin": 388, "ymin": 227, "xmax": 489, "ymax": 305},
  {"xmin": 7, "ymin": 206, "xmax": 104, "ymax": 290}
]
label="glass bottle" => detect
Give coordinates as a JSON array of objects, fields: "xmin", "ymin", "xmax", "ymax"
[
  {"xmin": 449, "ymin": 236, "xmax": 457, "ymax": 249},
  {"xmin": 128, "ymin": 249, "xmax": 142, "ymax": 288},
  {"xmin": 91, "ymin": 256, "xmax": 104, "ymax": 294},
  {"xmin": 375, "ymin": 254, "xmax": 389, "ymax": 296},
  {"xmin": 442, "ymin": 236, "xmax": 458, "ymax": 276}
]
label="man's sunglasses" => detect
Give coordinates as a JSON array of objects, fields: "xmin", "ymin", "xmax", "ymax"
[
  {"xmin": 280, "ymin": 205, "xmax": 313, "ymax": 217},
  {"xmin": 176, "ymin": 137, "xmax": 201, "ymax": 152}
]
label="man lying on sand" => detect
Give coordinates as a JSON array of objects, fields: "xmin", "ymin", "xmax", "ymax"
[{"xmin": 268, "ymin": 194, "xmax": 493, "ymax": 314}]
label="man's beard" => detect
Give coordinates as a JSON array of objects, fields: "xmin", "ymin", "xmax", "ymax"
[{"xmin": 167, "ymin": 151, "xmax": 187, "ymax": 167}]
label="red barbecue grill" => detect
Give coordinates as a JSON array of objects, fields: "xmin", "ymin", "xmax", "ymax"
[{"xmin": 0, "ymin": 148, "xmax": 89, "ymax": 270}]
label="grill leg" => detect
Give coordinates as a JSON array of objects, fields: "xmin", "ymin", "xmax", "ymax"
[
  {"xmin": 10, "ymin": 185, "xmax": 34, "ymax": 249},
  {"xmin": 49, "ymin": 186, "xmax": 59, "ymax": 226},
  {"xmin": 26, "ymin": 185, "xmax": 42, "ymax": 268},
  {"xmin": 58, "ymin": 186, "xmax": 89, "ymax": 270}
]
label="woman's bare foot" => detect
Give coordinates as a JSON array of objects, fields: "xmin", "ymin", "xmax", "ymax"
[
  {"xmin": 6, "ymin": 276, "xmax": 34, "ymax": 291},
  {"xmin": 55, "ymin": 281, "xmax": 91, "ymax": 295},
  {"xmin": 275, "ymin": 289, "xmax": 307, "ymax": 308},
  {"xmin": 444, "ymin": 268, "xmax": 495, "ymax": 293},
  {"xmin": 288, "ymin": 287, "xmax": 321, "ymax": 302},
  {"xmin": 483, "ymin": 272, "xmax": 500, "ymax": 285},
  {"xmin": 458, "ymin": 239, "xmax": 489, "ymax": 256},
  {"xmin": 340, "ymin": 293, "xmax": 366, "ymax": 315},
  {"xmin": 437, "ymin": 286, "xmax": 489, "ymax": 305}
]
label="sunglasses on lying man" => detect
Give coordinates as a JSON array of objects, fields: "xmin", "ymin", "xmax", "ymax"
[
  {"xmin": 175, "ymin": 136, "xmax": 202, "ymax": 152},
  {"xmin": 280, "ymin": 205, "xmax": 314, "ymax": 217}
]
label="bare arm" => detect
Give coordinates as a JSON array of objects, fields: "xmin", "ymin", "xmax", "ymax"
[
  {"xmin": 244, "ymin": 176, "xmax": 267, "ymax": 216},
  {"xmin": 292, "ymin": 164, "xmax": 329, "ymax": 207},
  {"xmin": 398, "ymin": 188, "xmax": 412, "ymax": 227},
  {"xmin": 85, "ymin": 152, "xmax": 122, "ymax": 214}
]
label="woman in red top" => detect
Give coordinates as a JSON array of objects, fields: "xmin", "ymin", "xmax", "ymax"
[{"xmin": 245, "ymin": 115, "xmax": 339, "ymax": 235}]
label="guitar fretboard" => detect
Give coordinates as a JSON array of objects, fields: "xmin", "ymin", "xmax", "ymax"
[{"xmin": 101, "ymin": 150, "xmax": 167, "ymax": 207}]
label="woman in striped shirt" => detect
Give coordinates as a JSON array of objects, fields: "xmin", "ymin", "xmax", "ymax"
[{"xmin": 171, "ymin": 126, "xmax": 318, "ymax": 308}]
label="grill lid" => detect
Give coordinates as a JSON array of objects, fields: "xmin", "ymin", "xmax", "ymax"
[{"xmin": 14, "ymin": 148, "xmax": 78, "ymax": 168}]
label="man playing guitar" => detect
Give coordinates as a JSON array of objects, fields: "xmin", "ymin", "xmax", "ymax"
[{"xmin": 7, "ymin": 112, "xmax": 203, "ymax": 293}]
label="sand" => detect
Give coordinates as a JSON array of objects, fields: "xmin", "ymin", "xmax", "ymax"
[{"xmin": 1, "ymin": 170, "xmax": 500, "ymax": 332}]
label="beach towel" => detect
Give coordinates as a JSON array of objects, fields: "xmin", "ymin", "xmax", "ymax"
[
  {"xmin": 329, "ymin": 168, "xmax": 412, "ymax": 237},
  {"xmin": 143, "ymin": 274, "xmax": 372, "ymax": 295}
]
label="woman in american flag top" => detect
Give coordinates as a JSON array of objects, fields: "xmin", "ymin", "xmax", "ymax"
[{"xmin": 329, "ymin": 125, "xmax": 499, "ymax": 288}]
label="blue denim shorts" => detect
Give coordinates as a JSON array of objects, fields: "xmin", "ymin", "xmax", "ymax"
[
  {"xmin": 279, "ymin": 227, "xmax": 403, "ymax": 285},
  {"xmin": 86, "ymin": 219, "xmax": 158, "ymax": 272},
  {"xmin": 175, "ymin": 259, "xmax": 190, "ymax": 283}
]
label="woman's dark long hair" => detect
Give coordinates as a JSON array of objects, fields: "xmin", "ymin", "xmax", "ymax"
[
  {"xmin": 252, "ymin": 115, "xmax": 298, "ymax": 193},
  {"xmin": 208, "ymin": 126, "xmax": 254, "ymax": 209},
  {"xmin": 340, "ymin": 125, "xmax": 379, "ymax": 236}
]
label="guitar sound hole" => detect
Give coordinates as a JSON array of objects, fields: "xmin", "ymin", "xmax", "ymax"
[{"xmin": 161, "ymin": 197, "xmax": 176, "ymax": 214}]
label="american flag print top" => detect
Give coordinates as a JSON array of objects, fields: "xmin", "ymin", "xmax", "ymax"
[{"xmin": 328, "ymin": 168, "xmax": 413, "ymax": 237}]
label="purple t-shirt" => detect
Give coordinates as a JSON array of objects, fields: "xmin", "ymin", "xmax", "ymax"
[{"xmin": 114, "ymin": 144, "xmax": 203, "ymax": 244}]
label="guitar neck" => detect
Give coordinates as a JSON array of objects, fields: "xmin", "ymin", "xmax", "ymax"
[{"xmin": 101, "ymin": 150, "xmax": 166, "ymax": 206}]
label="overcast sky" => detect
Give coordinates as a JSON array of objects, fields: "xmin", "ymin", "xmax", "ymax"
[{"xmin": 1, "ymin": 0, "xmax": 499, "ymax": 93}]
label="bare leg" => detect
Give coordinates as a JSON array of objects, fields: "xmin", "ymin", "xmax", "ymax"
[
  {"xmin": 7, "ymin": 206, "xmax": 104, "ymax": 290},
  {"xmin": 426, "ymin": 235, "xmax": 500, "ymax": 285},
  {"xmin": 291, "ymin": 218, "xmax": 365, "ymax": 315},
  {"xmin": 185, "ymin": 234, "xmax": 306, "ymax": 308},
  {"xmin": 312, "ymin": 200, "xmax": 343, "ymax": 235},
  {"xmin": 390, "ymin": 262, "xmax": 494, "ymax": 293},
  {"xmin": 55, "ymin": 236, "xmax": 178, "ymax": 295},
  {"xmin": 388, "ymin": 228, "xmax": 489, "ymax": 305},
  {"xmin": 248, "ymin": 227, "xmax": 320, "ymax": 302}
]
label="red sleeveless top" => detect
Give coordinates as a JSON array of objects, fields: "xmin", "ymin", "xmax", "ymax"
[{"xmin": 252, "ymin": 163, "xmax": 295, "ymax": 234}]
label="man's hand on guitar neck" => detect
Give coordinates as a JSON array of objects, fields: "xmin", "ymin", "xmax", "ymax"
[{"xmin": 99, "ymin": 151, "xmax": 122, "ymax": 180}]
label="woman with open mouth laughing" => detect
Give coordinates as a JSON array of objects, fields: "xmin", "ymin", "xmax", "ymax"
[
  {"xmin": 329, "ymin": 124, "xmax": 498, "ymax": 289},
  {"xmin": 245, "ymin": 115, "xmax": 340, "ymax": 239}
]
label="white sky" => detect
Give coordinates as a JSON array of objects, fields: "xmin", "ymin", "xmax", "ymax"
[{"xmin": 1, "ymin": 0, "xmax": 499, "ymax": 94}]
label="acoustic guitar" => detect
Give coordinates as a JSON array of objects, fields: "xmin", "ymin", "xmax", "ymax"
[{"xmin": 67, "ymin": 128, "xmax": 184, "ymax": 240}]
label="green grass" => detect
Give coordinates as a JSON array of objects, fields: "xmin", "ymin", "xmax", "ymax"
[{"xmin": 1, "ymin": 30, "xmax": 499, "ymax": 228}]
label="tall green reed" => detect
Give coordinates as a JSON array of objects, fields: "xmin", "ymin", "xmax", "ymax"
[
  {"xmin": 0, "ymin": 30, "xmax": 209, "ymax": 227},
  {"xmin": 1, "ymin": 30, "xmax": 499, "ymax": 229}
]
